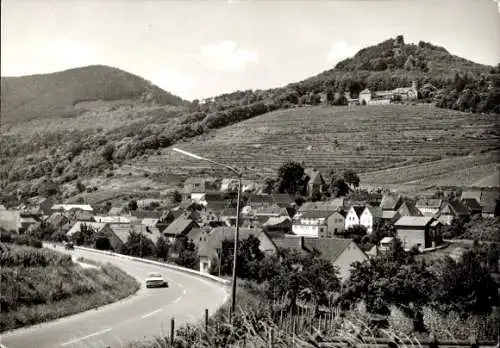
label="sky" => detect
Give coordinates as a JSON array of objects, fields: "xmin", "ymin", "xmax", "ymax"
[{"xmin": 2, "ymin": 0, "xmax": 500, "ymax": 101}]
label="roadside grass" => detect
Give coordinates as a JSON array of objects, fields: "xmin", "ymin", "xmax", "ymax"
[{"xmin": 0, "ymin": 243, "xmax": 140, "ymax": 332}]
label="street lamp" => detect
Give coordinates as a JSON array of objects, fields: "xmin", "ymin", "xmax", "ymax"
[{"xmin": 172, "ymin": 147, "xmax": 242, "ymax": 322}]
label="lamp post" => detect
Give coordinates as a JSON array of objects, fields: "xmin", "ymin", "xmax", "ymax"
[{"xmin": 173, "ymin": 147, "xmax": 242, "ymax": 322}]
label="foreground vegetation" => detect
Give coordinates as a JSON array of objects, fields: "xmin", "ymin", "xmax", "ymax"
[{"xmin": 0, "ymin": 234, "xmax": 140, "ymax": 332}]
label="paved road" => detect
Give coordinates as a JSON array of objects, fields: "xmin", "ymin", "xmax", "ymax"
[{"xmin": 1, "ymin": 246, "xmax": 229, "ymax": 348}]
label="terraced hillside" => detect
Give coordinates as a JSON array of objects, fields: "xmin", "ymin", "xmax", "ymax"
[{"xmin": 133, "ymin": 104, "xmax": 498, "ymax": 191}]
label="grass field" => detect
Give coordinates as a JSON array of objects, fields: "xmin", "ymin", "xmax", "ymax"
[
  {"xmin": 0, "ymin": 242, "xmax": 140, "ymax": 332},
  {"xmin": 130, "ymin": 104, "xmax": 498, "ymax": 192}
]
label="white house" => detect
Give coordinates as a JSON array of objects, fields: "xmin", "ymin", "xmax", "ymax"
[
  {"xmin": 359, "ymin": 206, "xmax": 382, "ymax": 234},
  {"xmin": 344, "ymin": 206, "xmax": 365, "ymax": 230},
  {"xmin": 291, "ymin": 211, "xmax": 333, "ymax": 238}
]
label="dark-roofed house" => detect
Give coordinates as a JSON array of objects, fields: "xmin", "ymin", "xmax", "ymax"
[
  {"xmin": 131, "ymin": 210, "xmax": 164, "ymax": 219},
  {"xmin": 183, "ymin": 177, "xmax": 220, "ymax": 200},
  {"xmin": 394, "ymin": 216, "xmax": 443, "ymax": 251},
  {"xmin": 198, "ymin": 227, "xmax": 276, "ymax": 273},
  {"xmin": 19, "ymin": 217, "xmax": 37, "ymax": 234},
  {"xmin": 345, "ymin": 206, "xmax": 365, "ymax": 230},
  {"xmin": 360, "ymin": 205, "xmax": 382, "ymax": 234},
  {"xmin": 272, "ymin": 194, "xmax": 296, "ymax": 208},
  {"xmin": 247, "ymin": 194, "xmax": 276, "ymax": 208},
  {"xmin": 304, "ymin": 169, "xmax": 326, "ymax": 198},
  {"xmin": 101, "ymin": 223, "xmax": 163, "ymax": 251},
  {"xmin": 380, "ymin": 193, "xmax": 404, "ymax": 211},
  {"xmin": 303, "ymin": 237, "xmax": 368, "ymax": 281},
  {"xmin": 292, "ymin": 210, "xmax": 335, "ymax": 238},
  {"xmin": 480, "ymin": 191, "xmax": 500, "ymax": 218},
  {"xmin": 272, "ymin": 236, "xmax": 368, "ymax": 282},
  {"xmin": 461, "ymin": 198, "xmax": 482, "ymax": 216},
  {"xmin": 298, "ymin": 200, "xmax": 344, "ymax": 213},
  {"xmin": 416, "ymin": 198, "xmax": 443, "ymax": 217},
  {"xmin": 398, "ymin": 200, "xmax": 423, "ymax": 217},
  {"xmin": 162, "ymin": 217, "xmax": 199, "ymax": 242},
  {"xmin": 437, "ymin": 199, "xmax": 470, "ymax": 225},
  {"xmin": 262, "ymin": 216, "xmax": 293, "ymax": 237}
]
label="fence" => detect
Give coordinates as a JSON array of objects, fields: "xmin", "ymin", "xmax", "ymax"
[{"xmin": 158, "ymin": 307, "xmax": 500, "ymax": 348}]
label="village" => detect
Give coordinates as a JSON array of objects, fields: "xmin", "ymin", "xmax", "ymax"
[{"xmin": 1, "ymin": 166, "xmax": 499, "ymax": 281}]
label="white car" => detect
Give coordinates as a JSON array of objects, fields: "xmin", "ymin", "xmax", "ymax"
[{"xmin": 145, "ymin": 272, "xmax": 168, "ymax": 288}]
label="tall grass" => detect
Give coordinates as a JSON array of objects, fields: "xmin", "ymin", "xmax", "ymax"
[
  {"xmin": 126, "ymin": 282, "xmax": 498, "ymax": 348},
  {"xmin": 0, "ymin": 243, "xmax": 140, "ymax": 332}
]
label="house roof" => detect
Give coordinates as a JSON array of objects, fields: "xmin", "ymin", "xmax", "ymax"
[
  {"xmin": 297, "ymin": 210, "xmax": 335, "ymax": 220},
  {"xmin": 67, "ymin": 221, "xmax": 106, "ymax": 236},
  {"xmin": 398, "ymin": 200, "xmax": 422, "ymax": 217},
  {"xmin": 380, "ymin": 237, "xmax": 395, "ymax": 244},
  {"xmin": 462, "ymin": 198, "xmax": 482, "ymax": 211},
  {"xmin": 52, "ymin": 204, "xmax": 93, "ymax": 212},
  {"xmin": 416, "ymin": 199, "xmax": 442, "ymax": 209},
  {"xmin": 206, "ymin": 201, "xmax": 231, "ymax": 213},
  {"xmin": 141, "ymin": 218, "xmax": 160, "ymax": 227},
  {"xmin": 247, "ymin": 194, "xmax": 275, "ymax": 206},
  {"xmin": 263, "ymin": 216, "xmax": 292, "ymax": 228},
  {"xmin": 108, "ymin": 207, "xmax": 124, "ymax": 216},
  {"xmin": 382, "ymin": 210, "xmax": 399, "ymax": 219},
  {"xmin": 271, "ymin": 194, "xmax": 295, "ymax": 207},
  {"xmin": 253, "ymin": 204, "xmax": 283, "ymax": 216},
  {"xmin": 440, "ymin": 200, "xmax": 469, "ymax": 217},
  {"xmin": 94, "ymin": 216, "xmax": 132, "ymax": 223},
  {"xmin": 272, "ymin": 236, "xmax": 307, "ymax": 253},
  {"xmin": 461, "ymin": 190, "xmax": 482, "ymax": 202},
  {"xmin": 131, "ymin": 210, "xmax": 163, "ymax": 219},
  {"xmin": 350, "ymin": 206, "xmax": 365, "ymax": 218},
  {"xmin": 394, "ymin": 216, "xmax": 434, "ymax": 227},
  {"xmin": 480, "ymin": 191, "xmax": 500, "ymax": 214},
  {"xmin": 302, "ymin": 237, "xmax": 357, "ymax": 263},
  {"xmin": 305, "ymin": 169, "xmax": 325, "ymax": 185},
  {"xmin": 163, "ymin": 217, "xmax": 196, "ymax": 236},
  {"xmin": 380, "ymin": 193, "xmax": 402, "ymax": 210},
  {"xmin": 20, "ymin": 217, "xmax": 37, "ymax": 224},
  {"xmin": 298, "ymin": 200, "xmax": 344, "ymax": 213},
  {"xmin": 364, "ymin": 205, "xmax": 382, "ymax": 218},
  {"xmin": 199, "ymin": 227, "xmax": 270, "ymax": 257}
]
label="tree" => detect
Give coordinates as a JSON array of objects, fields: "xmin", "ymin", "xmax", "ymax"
[
  {"xmin": 173, "ymin": 237, "xmax": 198, "ymax": 269},
  {"xmin": 75, "ymin": 180, "xmax": 86, "ymax": 193},
  {"xmin": 95, "ymin": 235, "xmax": 111, "ymax": 250},
  {"xmin": 433, "ymin": 250, "xmax": 499, "ymax": 314},
  {"xmin": 172, "ymin": 190, "xmax": 182, "ymax": 203},
  {"xmin": 343, "ymin": 170, "xmax": 360, "ymax": 189},
  {"xmin": 73, "ymin": 223, "xmax": 96, "ymax": 246},
  {"xmin": 155, "ymin": 236, "xmax": 170, "ymax": 260},
  {"xmin": 122, "ymin": 231, "xmax": 155, "ymax": 257},
  {"xmin": 262, "ymin": 177, "xmax": 276, "ymax": 194},
  {"xmin": 326, "ymin": 88, "xmax": 334, "ymax": 105},
  {"xmin": 218, "ymin": 235, "xmax": 265, "ymax": 280},
  {"xmin": 100, "ymin": 143, "xmax": 115, "ymax": 162},
  {"xmin": 329, "ymin": 174, "xmax": 350, "ymax": 197},
  {"xmin": 128, "ymin": 200, "xmax": 138, "ymax": 211},
  {"xmin": 277, "ymin": 161, "xmax": 305, "ymax": 195}
]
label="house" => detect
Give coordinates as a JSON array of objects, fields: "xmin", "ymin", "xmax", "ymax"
[
  {"xmin": 183, "ymin": 177, "xmax": 220, "ymax": 200},
  {"xmin": 94, "ymin": 216, "xmax": 133, "ymax": 224},
  {"xmin": 461, "ymin": 198, "xmax": 482, "ymax": 215},
  {"xmin": 51, "ymin": 204, "xmax": 94, "ymax": 213},
  {"xmin": 66, "ymin": 221, "xmax": 107, "ymax": 239},
  {"xmin": 298, "ymin": 200, "xmax": 344, "ymax": 213},
  {"xmin": 162, "ymin": 217, "xmax": 199, "ymax": 242},
  {"xmin": 359, "ymin": 89, "xmax": 372, "ymax": 104},
  {"xmin": 304, "ymin": 169, "xmax": 326, "ymax": 197},
  {"xmin": 0, "ymin": 209, "xmax": 21, "ymax": 233},
  {"xmin": 246, "ymin": 194, "xmax": 276, "ymax": 208},
  {"xmin": 130, "ymin": 210, "xmax": 163, "ymax": 219},
  {"xmin": 394, "ymin": 216, "xmax": 443, "ymax": 251},
  {"xmin": 381, "ymin": 210, "xmax": 401, "ymax": 224},
  {"xmin": 102, "ymin": 223, "xmax": 163, "ymax": 251},
  {"xmin": 19, "ymin": 217, "xmax": 38, "ymax": 234},
  {"xmin": 198, "ymin": 207, "xmax": 222, "ymax": 227},
  {"xmin": 379, "ymin": 237, "xmax": 395, "ymax": 252},
  {"xmin": 344, "ymin": 206, "xmax": 365, "ymax": 230},
  {"xmin": 436, "ymin": 199, "xmax": 469, "ymax": 225},
  {"xmin": 292, "ymin": 210, "xmax": 334, "ymax": 238},
  {"xmin": 360, "ymin": 206, "xmax": 382, "ymax": 234},
  {"xmin": 272, "ymin": 236, "xmax": 368, "ymax": 282},
  {"xmin": 326, "ymin": 211, "xmax": 346, "ymax": 235},
  {"xmin": 198, "ymin": 227, "xmax": 276, "ymax": 274},
  {"xmin": 271, "ymin": 194, "xmax": 296, "ymax": 208},
  {"xmin": 398, "ymin": 200, "xmax": 423, "ymax": 217},
  {"xmin": 262, "ymin": 216, "xmax": 292, "ymax": 237},
  {"xmin": 480, "ymin": 191, "xmax": 500, "ymax": 218},
  {"xmin": 69, "ymin": 209, "xmax": 95, "ymax": 222},
  {"xmin": 219, "ymin": 208, "xmax": 239, "ymax": 226},
  {"xmin": 46, "ymin": 212, "xmax": 70, "ymax": 232},
  {"xmin": 415, "ymin": 198, "xmax": 443, "ymax": 216},
  {"xmin": 379, "ymin": 193, "xmax": 404, "ymax": 211},
  {"xmin": 196, "ymin": 192, "xmax": 228, "ymax": 207},
  {"xmin": 108, "ymin": 206, "xmax": 127, "ymax": 216}
]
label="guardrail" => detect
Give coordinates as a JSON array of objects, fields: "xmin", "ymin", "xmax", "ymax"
[{"xmin": 50, "ymin": 243, "xmax": 231, "ymax": 286}]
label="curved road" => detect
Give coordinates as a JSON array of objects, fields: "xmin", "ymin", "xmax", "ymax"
[{"xmin": 1, "ymin": 246, "xmax": 229, "ymax": 348}]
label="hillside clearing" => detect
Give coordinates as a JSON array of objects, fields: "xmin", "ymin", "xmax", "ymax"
[{"xmin": 128, "ymin": 104, "xmax": 498, "ymax": 192}]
